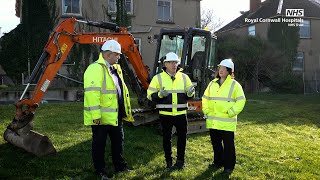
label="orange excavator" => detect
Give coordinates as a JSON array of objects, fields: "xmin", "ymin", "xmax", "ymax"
[{"xmin": 3, "ymin": 18, "xmax": 217, "ymax": 156}]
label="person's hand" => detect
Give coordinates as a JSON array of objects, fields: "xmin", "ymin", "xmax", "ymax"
[
  {"xmin": 186, "ymin": 85, "xmax": 195, "ymax": 96},
  {"xmin": 158, "ymin": 88, "xmax": 169, "ymax": 98},
  {"xmin": 93, "ymin": 119, "xmax": 101, "ymax": 125}
]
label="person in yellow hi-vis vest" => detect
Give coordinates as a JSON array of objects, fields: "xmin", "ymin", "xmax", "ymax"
[
  {"xmin": 84, "ymin": 40, "xmax": 134, "ymax": 179},
  {"xmin": 202, "ymin": 59, "xmax": 246, "ymax": 177},
  {"xmin": 147, "ymin": 52, "xmax": 195, "ymax": 170}
]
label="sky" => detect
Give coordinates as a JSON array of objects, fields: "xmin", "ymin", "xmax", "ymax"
[
  {"xmin": 201, "ymin": 0, "xmax": 258, "ymax": 28},
  {"xmin": 0, "ymin": 0, "xmax": 20, "ymax": 37},
  {"xmin": 0, "ymin": 0, "xmax": 259, "ymax": 36}
]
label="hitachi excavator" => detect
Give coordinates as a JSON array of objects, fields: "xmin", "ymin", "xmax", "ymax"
[{"xmin": 3, "ymin": 18, "xmax": 217, "ymax": 156}]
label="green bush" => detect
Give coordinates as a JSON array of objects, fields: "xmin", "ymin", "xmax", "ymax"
[
  {"xmin": 0, "ymin": 85, "xmax": 8, "ymax": 89},
  {"xmin": 271, "ymin": 72, "xmax": 303, "ymax": 93}
]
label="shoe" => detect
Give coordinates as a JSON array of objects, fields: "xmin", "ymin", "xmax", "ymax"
[
  {"xmin": 115, "ymin": 166, "xmax": 133, "ymax": 173},
  {"xmin": 208, "ymin": 163, "xmax": 223, "ymax": 169},
  {"xmin": 166, "ymin": 161, "xmax": 172, "ymax": 168},
  {"xmin": 222, "ymin": 169, "xmax": 233, "ymax": 176},
  {"xmin": 96, "ymin": 170, "xmax": 112, "ymax": 180},
  {"xmin": 97, "ymin": 173, "xmax": 110, "ymax": 180},
  {"xmin": 170, "ymin": 160, "xmax": 184, "ymax": 170},
  {"xmin": 163, "ymin": 161, "xmax": 172, "ymax": 171}
]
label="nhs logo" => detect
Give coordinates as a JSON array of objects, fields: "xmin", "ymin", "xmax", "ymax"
[{"xmin": 285, "ymin": 9, "xmax": 304, "ymax": 17}]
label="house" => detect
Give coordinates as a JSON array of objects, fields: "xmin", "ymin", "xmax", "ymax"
[
  {"xmin": 15, "ymin": 0, "xmax": 201, "ymax": 71},
  {"xmin": 0, "ymin": 35, "xmax": 14, "ymax": 86},
  {"xmin": 0, "ymin": 65, "xmax": 14, "ymax": 86},
  {"xmin": 215, "ymin": 0, "xmax": 320, "ymax": 94}
]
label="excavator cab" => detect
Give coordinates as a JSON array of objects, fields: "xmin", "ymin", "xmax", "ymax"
[
  {"xmin": 154, "ymin": 28, "xmax": 216, "ymax": 110},
  {"xmin": 153, "ymin": 28, "xmax": 217, "ymax": 133}
]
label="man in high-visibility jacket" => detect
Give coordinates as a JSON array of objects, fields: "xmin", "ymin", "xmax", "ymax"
[
  {"xmin": 202, "ymin": 59, "xmax": 246, "ymax": 176},
  {"xmin": 84, "ymin": 40, "xmax": 134, "ymax": 178},
  {"xmin": 147, "ymin": 52, "xmax": 195, "ymax": 170}
]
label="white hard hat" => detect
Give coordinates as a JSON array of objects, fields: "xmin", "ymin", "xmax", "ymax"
[
  {"xmin": 218, "ymin": 59, "xmax": 234, "ymax": 71},
  {"xmin": 163, "ymin": 52, "xmax": 180, "ymax": 63},
  {"xmin": 101, "ymin": 40, "xmax": 122, "ymax": 54}
]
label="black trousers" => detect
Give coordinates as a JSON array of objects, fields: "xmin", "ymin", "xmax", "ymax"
[
  {"xmin": 91, "ymin": 119, "xmax": 127, "ymax": 173},
  {"xmin": 209, "ymin": 129, "xmax": 235, "ymax": 170},
  {"xmin": 160, "ymin": 114, "xmax": 187, "ymax": 164}
]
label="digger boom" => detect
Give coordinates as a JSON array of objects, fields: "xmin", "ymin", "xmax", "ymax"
[
  {"xmin": 3, "ymin": 18, "xmax": 150, "ymax": 156},
  {"xmin": 3, "ymin": 17, "xmax": 217, "ymax": 156}
]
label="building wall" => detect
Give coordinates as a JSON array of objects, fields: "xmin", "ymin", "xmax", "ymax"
[
  {"xmin": 217, "ymin": 18, "xmax": 320, "ymax": 93},
  {"xmin": 299, "ymin": 19, "xmax": 320, "ymax": 92},
  {"xmin": 130, "ymin": 0, "xmax": 201, "ymax": 70},
  {"xmin": 54, "ymin": 0, "xmax": 201, "ymax": 71}
]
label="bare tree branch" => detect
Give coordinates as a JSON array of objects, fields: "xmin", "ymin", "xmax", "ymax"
[{"xmin": 201, "ymin": 9, "xmax": 224, "ymax": 32}]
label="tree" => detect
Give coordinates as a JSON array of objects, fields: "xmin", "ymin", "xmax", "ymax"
[
  {"xmin": 201, "ymin": 9, "xmax": 223, "ymax": 32},
  {"xmin": 0, "ymin": 0, "xmax": 55, "ymax": 84},
  {"xmin": 115, "ymin": 0, "xmax": 130, "ymax": 27},
  {"xmin": 267, "ymin": 17, "xmax": 300, "ymax": 70},
  {"xmin": 217, "ymin": 34, "xmax": 289, "ymax": 93}
]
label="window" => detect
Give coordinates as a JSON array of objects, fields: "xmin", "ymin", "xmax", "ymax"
[
  {"xmin": 134, "ymin": 38, "xmax": 142, "ymax": 54},
  {"xmin": 293, "ymin": 52, "xmax": 304, "ymax": 71},
  {"xmin": 157, "ymin": 0, "xmax": 172, "ymax": 22},
  {"xmin": 299, "ymin": 19, "xmax": 310, "ymax": 38},
  {"xmin": 108, "ymin": 0, "xmax": 133, "ymax": 14},
  {"xmin": 62, "ymin": 0, "xmax": 81, "ymax": 15},
  {"xmin": 248, "ymin": 25, "xmax": 255, "ymax": 36}
]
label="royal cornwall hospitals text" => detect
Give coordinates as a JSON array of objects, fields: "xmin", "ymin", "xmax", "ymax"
[{"xmin": 244, "ymin": 17, "xmax": 303, "ymax": 23}]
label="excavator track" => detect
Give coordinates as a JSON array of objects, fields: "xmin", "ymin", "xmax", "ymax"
[{"xmin": 131, "ymin": 108, "xmax": 208, "ymax": 134}]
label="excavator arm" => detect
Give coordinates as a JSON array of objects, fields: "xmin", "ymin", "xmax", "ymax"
[
  {"xmin": 20, "ymin": 18, "xmax": 149, "ymax": 111},
  {"xmin": 4, "ymin": 18, "xmax": 150, "ymax": 156}
]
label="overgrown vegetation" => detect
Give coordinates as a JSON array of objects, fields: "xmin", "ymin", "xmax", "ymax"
[
  {"xmin": 217, "ymin": 20, "xmax": 302, "ymax": 93},
  {"xmin": 0, "ymin": 0, "xmax": 56, "ymax": 84},
  {"xmin": 267, "ymin": 17, "xmax": 300, "ymax": 63},
  {"xmin": 0, "ymin": 94, "xmax": 319, "ymax": 179},
  {"xmin": 0, "ymin": 0, "xmax": 132, "ymax": 87},
  {"xmin": 217, "ymin": 35, "xmax": 286, "ymax": 92},
  {"xmin": 115, "ymin": 0, "xmax": 131, "ymax": 27}
]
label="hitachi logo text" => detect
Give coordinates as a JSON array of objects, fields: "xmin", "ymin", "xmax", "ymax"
[{"xmin": 285, "ymin": 9, "xmax": 304, "ymax": 17}]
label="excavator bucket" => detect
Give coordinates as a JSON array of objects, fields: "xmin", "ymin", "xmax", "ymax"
[{"xmin": 3, "ymin": 102, "xmax": 56, "ymax": 156}]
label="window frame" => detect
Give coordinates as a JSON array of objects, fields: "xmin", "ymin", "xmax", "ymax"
[
  {"xmin": 299, "ymin": 19, "xmax": 310, "ymax": 39},
  {"xmin": 292, "ymin": 51, "xmax": 304, "ymax": 72},
  {"xmin": 134, "ymin": 37, "xmax": 142, "ymax": 54},
  {"xmin": 157, "ymin": 0, "xmax": 173, "ymax": 22},
  {"xmin": 108, "ymin": 0, "xmax": 133, "ymax": 15},
  {"xmin": 248, "ymin": 25, "xmax": 256, "ymax": 36},
  {"xmin": 62, "ymin": 0, "xmax": 82, "ymax": 16}
]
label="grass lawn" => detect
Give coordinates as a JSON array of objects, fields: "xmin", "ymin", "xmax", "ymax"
[{"xmin": 0, "ymin": 93, "xmax": 319, "ymax": 179}]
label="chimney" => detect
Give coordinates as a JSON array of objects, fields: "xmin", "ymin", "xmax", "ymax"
[
  {"xmin": 15, "ymin": 0, "xmax": 21, "ymax": 17},
  {"xmin": 250, "ymin": 0, "xmax": 261, "ymax": 13}
]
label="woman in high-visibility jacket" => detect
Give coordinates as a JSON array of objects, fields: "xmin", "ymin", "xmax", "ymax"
[
  {"xmin": 147, "ymin": 52, "xmax": 195, "ymax": 170},
  {"xmin": 202, "ymin": 59, "xmax": 246, "ymax": 176},
  {"xmin": 84, "ymin": 40, "xmax": 133, "ymax": 178}
]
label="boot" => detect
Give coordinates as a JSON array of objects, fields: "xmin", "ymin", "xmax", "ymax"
[{"xmin": 171, "ymin": 160, "xmax": 184, "ymax": 170}]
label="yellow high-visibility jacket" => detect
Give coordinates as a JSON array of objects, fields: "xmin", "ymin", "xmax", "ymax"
[
  {"xmin": 83, "ymin": 53, "xmax": 133, "ymax": 126},
  {"xmin": 147, "ymin": 68, "xmax": 194, "ymax": 116},
  {"xmin": 202, "ymin": 75, "xmax": 246, "ymax": 131}
]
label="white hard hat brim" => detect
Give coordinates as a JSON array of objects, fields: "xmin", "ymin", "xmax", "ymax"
[{"xmin": 163, "ymin": 60, "xmax": 180, "ymax": 63}]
